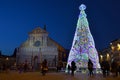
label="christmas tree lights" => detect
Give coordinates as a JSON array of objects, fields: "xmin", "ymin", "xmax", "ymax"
[{"xmin": 67, "ymin": 4, "xmax": 100, "ymax": 70}]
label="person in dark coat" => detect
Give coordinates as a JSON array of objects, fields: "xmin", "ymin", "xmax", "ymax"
[
  {"xmin": 71, "ymin": 61, "xmax": 76, "ymax": 76},
  {"xmin": 41, "ymin": 59, "xmax": 48, "ymax": 76},
  {"xmin": 67, "ymin": 65, "xmax": 71, "ymax": 74},
  {"xmin": 88, "ymin": 59, "xmax": 93, "ymax": 76},
  {"xmin": 101, "ymin": 60, "xmax": 110, "ymax": 77},
  {"xmin": 105, "ymin": 61, "xmax": 110, "ymax": 76},
  {"xmin": 114, "ymin": 61, "xmax": 119, "ymax": 77}
]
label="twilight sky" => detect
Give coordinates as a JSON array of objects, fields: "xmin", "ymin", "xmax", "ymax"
[{"xmin": 0, "ymin": 0, "xmax": 120, "ymax": 55}]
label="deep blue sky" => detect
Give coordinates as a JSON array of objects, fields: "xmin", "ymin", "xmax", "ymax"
[{"xmin": 0, "ymin": 0, "xmax": 120, "ymax": 55}]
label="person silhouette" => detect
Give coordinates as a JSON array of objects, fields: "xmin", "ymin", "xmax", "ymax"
[
  {"xmin": 71, "ymin": 61, "xmax": 76, "ymax": 76},
  {"xmin": 88, "ymin": 59, "xmax": 93, "ymax": 77},
  {"xmin": 67, "ymin": 65, "xmax": 71, "ymax": 74},
  {"xmin": 41, "ymin": 59, "xmax": 48, "ymax": 76}
]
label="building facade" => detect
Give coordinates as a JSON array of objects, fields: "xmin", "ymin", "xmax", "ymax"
[
  {"xmin": 16, "ymin": 27, "xmax": 66, "ymax": 69},
  {"xmin": 110, "ymin": 39, "xmax": 120, "ymax": 63},
  {"xmin": 99, "ymin": 39, "xmax": 120, "ymax": 66}
]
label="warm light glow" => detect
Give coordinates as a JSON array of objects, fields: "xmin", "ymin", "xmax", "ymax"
[
  {"xmin": 100, "ymin": 55, "xmax": 103, "ymax": 60},
  {"xmin": 111, "ymin": 46, "xmax": 115, "ymax": 51},
  {"xmin": 107, "ymin": 53, "xmax": 110, "ymax": 60},
  {"xmin": 117, "ymin": 43, "xmax": 120, "ymax": 50},
  {"xmin": 6, "ymin": 57, "xmax": 9, "ymax": 60},
  {"xmin": 107, "ymin": 53, "xmax": 109, "ymax": 58}
]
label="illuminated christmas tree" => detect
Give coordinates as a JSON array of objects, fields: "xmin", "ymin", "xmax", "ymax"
[{"xmin": 67, "ymin": 4, "xmax": 100, "ymax": 70}]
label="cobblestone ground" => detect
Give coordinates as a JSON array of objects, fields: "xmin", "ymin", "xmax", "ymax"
[{"xmin": 0, "ymin": 71, "xmax": 120, "ymax": 80}]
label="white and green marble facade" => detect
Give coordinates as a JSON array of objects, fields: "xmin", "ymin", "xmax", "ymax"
[{"xmin": 16, "ymin": 27, "xmax": 58, "ymax": 68}]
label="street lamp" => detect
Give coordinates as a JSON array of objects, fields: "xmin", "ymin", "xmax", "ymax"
[
  {"xmin": 110, "ymin": 45, "xmax": 115, "ymax": 52},
  {"xmin": 107, "ymin": 53, "xmax": 110, "ymax": 61},
  {"xmin": 100, "ymin": 55, "xmax": 103, "ymax": 62},
  {"xmin": 117, "ymin": 43, "xmax": 120, "ymax": 51},
  {"xmin": 39, "ymin": 48, "xmax": 42, "ymax": 64}
]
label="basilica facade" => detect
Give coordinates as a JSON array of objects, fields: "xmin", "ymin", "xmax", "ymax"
[{"xmin": 16, "ymin": 27, "xmax": 66, "ymax": 69}]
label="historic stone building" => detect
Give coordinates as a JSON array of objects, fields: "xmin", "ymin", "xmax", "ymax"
[
  {"xmin": 99, "ymin": 39, "xmax": 120, "ymax": 65},
  {"xmin": 16, "ymin": 27, "xmax": 66, "ymax": 69}
]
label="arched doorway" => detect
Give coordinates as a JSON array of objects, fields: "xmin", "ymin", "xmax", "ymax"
[{"xmin": 33, "ymin": 56, "xmax": 38, "ymax": 70}]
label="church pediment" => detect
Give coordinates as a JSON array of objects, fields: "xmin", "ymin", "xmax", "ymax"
[{"xmin": 29, "ymin": 27, "xmax": 48, "ymax": 34}]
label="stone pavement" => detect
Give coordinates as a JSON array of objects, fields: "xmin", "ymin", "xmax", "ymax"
[{"xmin": 0, "ymin": 71, "xmax": 120, "ymax": 80}]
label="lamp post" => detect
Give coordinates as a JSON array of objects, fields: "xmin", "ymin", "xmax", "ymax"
[{"xmin": 39, "ymin": 48, "xmax": 42, "ymax": 64}]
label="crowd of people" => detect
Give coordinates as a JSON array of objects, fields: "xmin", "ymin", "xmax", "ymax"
[
  {"xmin": 101, "ymin": 59, "xmax": 120, "ymax": 77},
  {"xmin": 66, "ymin": 59, "xmax": 120, "ymax": 77},
  {"xmin": 18, "ymin": 59, "xmax": 49, "ymax": 75},
  {"xmin": 1, "ymin": 58, "xmax": 120, "ymax": 77},
  {"xmin": 66, "ymin": 60, "xmax": 93, "ymax": 76},
  {"xmin": 0, "ymin": 59, "xmax": 48, "ymax": 75}
]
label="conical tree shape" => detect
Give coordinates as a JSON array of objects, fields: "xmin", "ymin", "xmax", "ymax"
[{"xmin": 67, "ymin": 4, "xmax": 100, "ymax": 70}]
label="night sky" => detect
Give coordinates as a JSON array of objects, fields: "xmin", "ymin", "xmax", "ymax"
[{"xmin": 0, "ymin": 0, "xmax": 120, "ymax": 55}]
